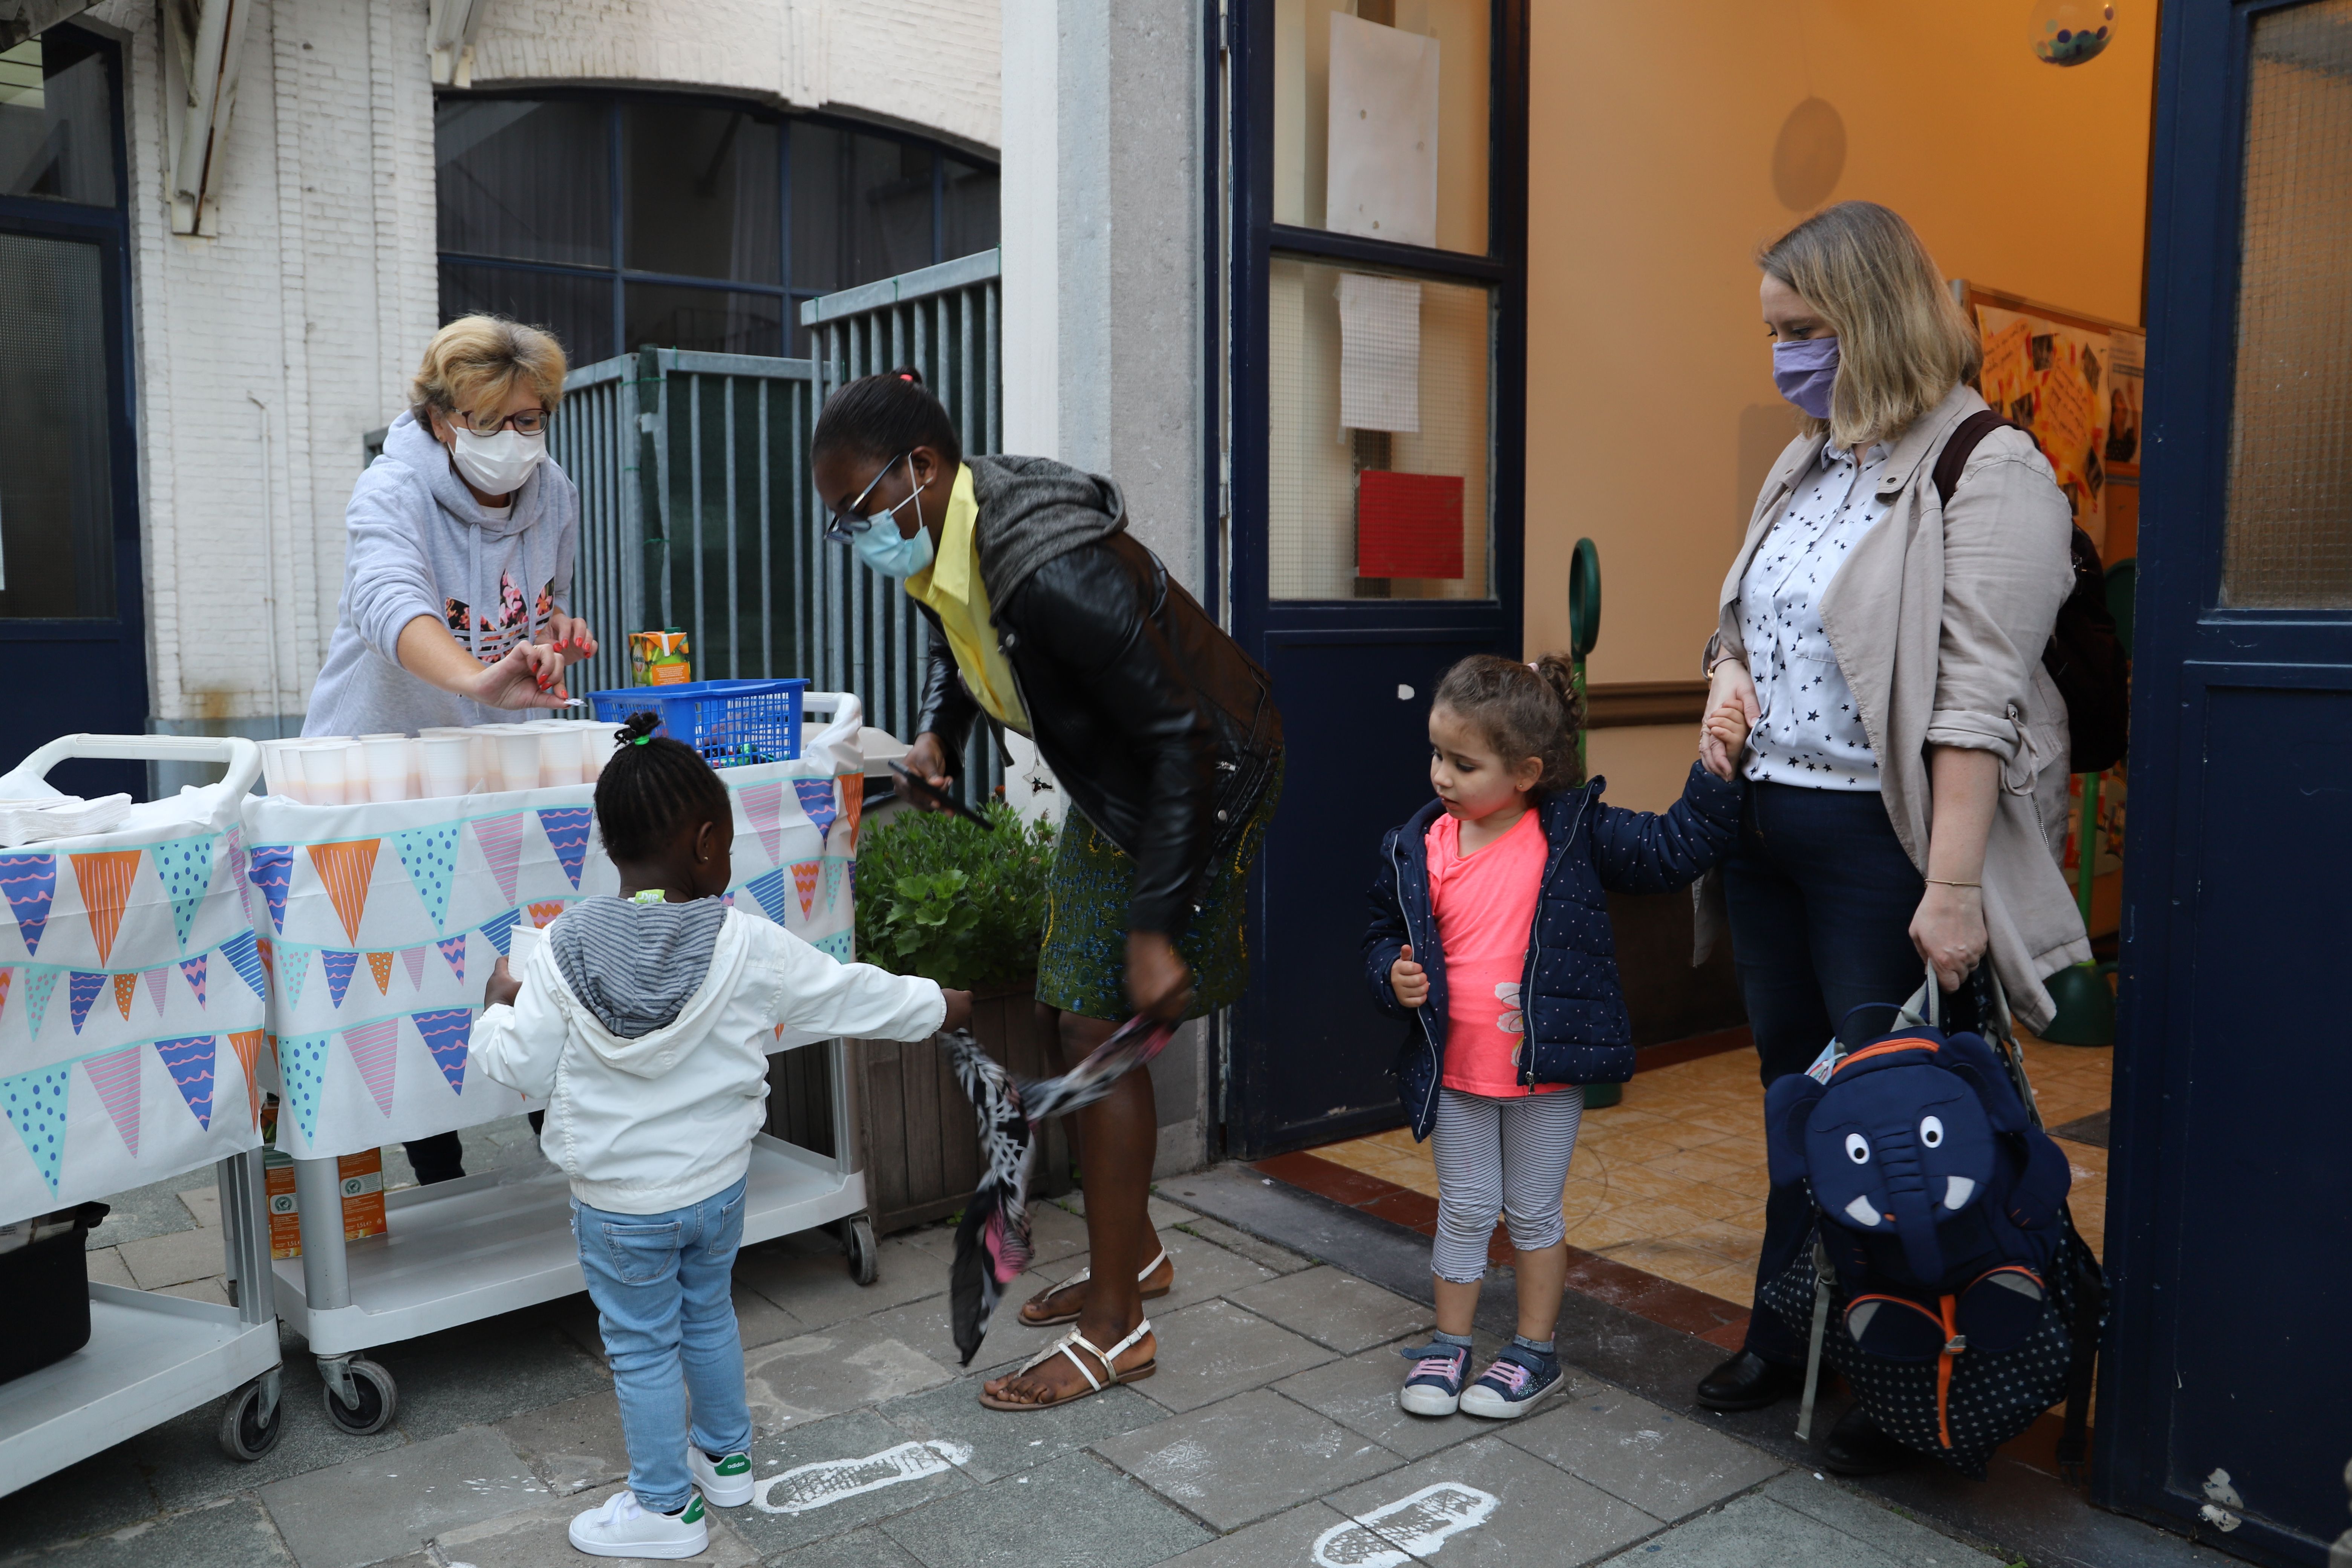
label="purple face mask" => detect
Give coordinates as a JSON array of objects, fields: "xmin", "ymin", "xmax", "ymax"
[{"xmin": 1773, "ymin": 336, "xmax": 1840, "ymax": 419}]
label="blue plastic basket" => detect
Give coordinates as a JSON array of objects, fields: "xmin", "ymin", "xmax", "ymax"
[{"xmin": 586, "ymin": 678, "xmax": 809, "ymax": 768}]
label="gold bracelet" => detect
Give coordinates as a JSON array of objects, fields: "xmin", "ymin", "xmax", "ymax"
[{"xmin": 1924, "ymin": 878, "xmax": 1981, "ymax": 889}]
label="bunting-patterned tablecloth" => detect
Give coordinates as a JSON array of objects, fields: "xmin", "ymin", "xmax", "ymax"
[
  {"xmin": 0, "ymin": 805, "xmax": 270, "ymax": 1225},
  {"xmin": 238, "ymin": 749, "xmax": 865, "ymax": 1164}
]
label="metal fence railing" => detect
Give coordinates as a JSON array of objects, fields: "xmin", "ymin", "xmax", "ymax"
[
  {"xmin": 360, "ymin": 247, "xmax": 1004, "ymax": 803},
  {"xmin": 800, "ymin": 248, "xmax": 1004, "ymax": 799}
]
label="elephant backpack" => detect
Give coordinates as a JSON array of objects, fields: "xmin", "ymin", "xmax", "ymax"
[{"xmin": 1760, "ymin": 974, "xmax": 2106, "ymax": 1479}]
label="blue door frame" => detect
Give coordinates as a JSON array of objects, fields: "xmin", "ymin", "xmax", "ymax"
[
  {"xmin": 2096, "ymin": 3, "xmax": 2352, "ymax": 1559},
  {"xmin": 1218, "ymin": 0, "xmax": 1529, "ymax": 1159},
  {"xmin": 0, "ymin": 26, "xmax": 146, "ymax": 802}
]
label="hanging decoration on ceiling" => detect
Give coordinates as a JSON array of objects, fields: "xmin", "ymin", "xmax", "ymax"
[{"xmin": 2030, "ymin": 0, "xmax": 2116, "ymax": 66}]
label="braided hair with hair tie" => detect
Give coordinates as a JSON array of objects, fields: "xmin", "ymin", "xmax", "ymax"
[{"xmin": 592, "ymin": 711, "xmax": 733, "ymax": 861}]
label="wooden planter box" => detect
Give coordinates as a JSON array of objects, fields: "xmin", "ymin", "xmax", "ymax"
[{"xmin": 762, "ymin": 983, "xmax": 1074, "ymax": 1237}]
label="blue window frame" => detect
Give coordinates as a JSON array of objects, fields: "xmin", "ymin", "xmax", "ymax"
[
  {"xmin": 435, "ymin": 91, "xmax": 1000, "ymax": 363},
  {"xmin": 0, "ymin": 23, "xmax": 150, "ymax": 799}
]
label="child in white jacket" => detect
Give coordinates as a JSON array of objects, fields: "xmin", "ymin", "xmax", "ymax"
[{"xmin": 471, "ymin": 714, "xmax": 970, "ymax": 1560}]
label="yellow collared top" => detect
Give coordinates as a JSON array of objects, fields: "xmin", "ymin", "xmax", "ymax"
[{"xmin": 903, "ymin": 463, "xmax": 1030, "ymax": 733}]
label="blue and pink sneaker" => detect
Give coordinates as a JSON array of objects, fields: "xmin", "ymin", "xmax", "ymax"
[
  {"xmin": 1459, "ymin": 1344, "xmax": 1564, "ymax": 1418},
  {"xmin": 1397, "ymin": 1338, "xmax": 1475, "ymax": 1416}
]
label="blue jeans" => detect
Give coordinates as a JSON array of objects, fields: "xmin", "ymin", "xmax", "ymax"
[
  {"xmin": 572, "ymin": 1177, "xmax": 752, "ymax": 1512},
  {"xmin": 1720, "ymin": 783, "xmax": 1981, "ymax": 1363}
]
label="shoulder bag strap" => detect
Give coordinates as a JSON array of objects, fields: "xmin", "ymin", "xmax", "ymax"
[{"xmin": 1931, "ymin": 409, "xmax": 2020, "ymax": 510}]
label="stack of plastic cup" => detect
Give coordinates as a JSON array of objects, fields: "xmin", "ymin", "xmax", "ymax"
[
  {"xmin": 299, "ymin": 741, "xmax": 357, "ymax": 807},
  {"xmin": 419, "ymin": 735, "xmax": 472, "ymax": 799},
  {"xmin": 360, "ymin": 735, "xmax": 413, "ymax": 803},
  {"xmin": 537, "ymin": 724, "xmax": 585, "ymax": 788},
  {"xmin": 580, "ymin": 721, "xmax": 625, "ymax": 781},
  {"xmin": 495, "ymin": 729, "xmax": 542, "ymax": 796},
  {"xmin": 259, "ymin": 739, "xmax": 309, "ymax": 802}
]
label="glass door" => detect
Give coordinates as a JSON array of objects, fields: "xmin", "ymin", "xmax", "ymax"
[
  {"xmin": 1225, "ymin": 0, "xmax": 1527, "ymax": 1157},
  {"xmin": 0, "ymin": 28, "xmax": 144, "ymax": 799}
]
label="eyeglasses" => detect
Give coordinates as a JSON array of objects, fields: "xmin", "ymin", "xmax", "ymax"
[
  {"xmin": 822, "ymin": 452, "xmax": 918, "ymax": 542},
  {"xmin": 455, "ymin": 408, "xmax": 550, "ymax": 437}
]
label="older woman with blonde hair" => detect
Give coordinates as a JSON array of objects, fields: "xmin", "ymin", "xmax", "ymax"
[
  {"xmin": 306, "ymin": 314, "xmax": 596, "ymax": 739},
  {"xmin": 1687, "ymin": 202, "xmax": 2087, "ymax": 1469},
  {"xmin": 307, "ymin": 314, "xmax": 598, "ymax": 1185}
]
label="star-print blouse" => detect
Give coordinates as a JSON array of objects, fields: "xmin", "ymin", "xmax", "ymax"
[{"xmin": 1737, "ymin": 439, "xmax": 1894, "ymax": 792}]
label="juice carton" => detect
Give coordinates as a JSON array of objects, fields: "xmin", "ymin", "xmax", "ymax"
[
  {"xmin": 629, "ymin": 629, "xmax": 692, "ymax": 686},
  {"xmin": 263, "ymin": 1147, "xmax": 389, "ymax": 1260}
]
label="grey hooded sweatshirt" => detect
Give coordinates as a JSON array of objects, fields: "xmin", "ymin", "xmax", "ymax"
[{"xmin": 304, "ymin": 410, "xmax": 580, "ymax": 737}]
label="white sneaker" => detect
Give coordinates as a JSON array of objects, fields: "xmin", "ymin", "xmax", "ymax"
[
  {"xmin": 567, "ymin": 1488, "xmax": 709, "ymax": 1559},
  {"xmin": 689, "ymin": 1447, "xmax": 755, "ymax": 1507}
]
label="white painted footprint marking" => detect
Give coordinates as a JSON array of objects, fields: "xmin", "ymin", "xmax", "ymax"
[
  {"xmin": 749, "ymin": 1441, "xmax": 972, "ymax": 1515},
  {"xmin": 1311, "ymin": 1482, "xmax": 1499, "ymax": 1566}
]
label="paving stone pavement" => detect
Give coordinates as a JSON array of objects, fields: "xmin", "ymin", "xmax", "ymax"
[{"xmin": 1, "ymin": 1180, "xmax": 2012, "ymax": 1568}]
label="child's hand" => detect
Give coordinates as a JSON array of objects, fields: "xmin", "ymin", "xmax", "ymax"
[
  {"xmin": 1702, "ymin": 702, "xmax": 1752, "ymax": 758},
  {"xmin": 1390, "ymin": 945, "xmax": 1430, "ymax": 1009},
  {"xmin": 484, "ymin": 956, "xmax": 522, "ymax": 1010},
  {"xmin": 940, "ymin": 988, "xmax": 974, "ymax": 1035}
]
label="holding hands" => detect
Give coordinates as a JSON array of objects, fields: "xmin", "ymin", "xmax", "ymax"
[
  {"xmin": 1390, "ymin": 943, "xmax": 1430, "ymax": 1010},
  {"xmin": 1698, "ymin": 659, "xmax": 1759, "ymax": 781}
]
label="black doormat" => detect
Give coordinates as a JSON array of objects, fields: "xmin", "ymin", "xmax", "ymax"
[{"xmin": 2051, "ymin": 1107, "xmax": 2110, "ymax": 1148}]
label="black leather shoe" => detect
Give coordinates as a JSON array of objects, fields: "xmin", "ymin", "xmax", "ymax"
[
  {"xmin": 1693, "ymin": 1351, "xmax": 1806, "ymax": 1412},
  {"xmin": 1819, "ymin": 1403, "xmax": 1914, "ymax": 1476}
]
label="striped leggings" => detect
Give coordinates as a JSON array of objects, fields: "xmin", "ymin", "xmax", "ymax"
[{"xmin": 1429, "ymin": 1085, "xmax": 1584, "ymax": 1284}]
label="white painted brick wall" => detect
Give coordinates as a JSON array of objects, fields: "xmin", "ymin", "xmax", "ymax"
[{"xmin": 86, "ymin": 0, "xmax": 999, "ymax": 727}]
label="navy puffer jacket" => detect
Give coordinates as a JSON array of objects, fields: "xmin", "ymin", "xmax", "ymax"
[{"xmin": 1363, "ymin": 762, "xmax": 1743, "ymax": 1139}]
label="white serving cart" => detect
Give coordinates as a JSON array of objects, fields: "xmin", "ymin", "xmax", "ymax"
[
  {"xmin": 0, "ymin": 736, "xmax": 286, "ymax": 1494},
  {"xmin": 264, "ymin": 695, "xmax": 882, "ymax": 1434}
]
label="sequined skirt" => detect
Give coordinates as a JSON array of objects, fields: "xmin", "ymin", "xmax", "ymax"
[{"xmin": 1034, "ymin": 760, "xmax": 1283, "ymax": 1023}]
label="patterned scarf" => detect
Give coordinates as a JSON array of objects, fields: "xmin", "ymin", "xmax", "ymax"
[{"xmin": 942, "ymin": 1014, "xmax": 1174, "ymax": 1366}]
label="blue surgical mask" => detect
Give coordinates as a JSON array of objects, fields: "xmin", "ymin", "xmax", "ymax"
[
  {"xmin": 1772, "ymin": 336, "xmax": 1840, "ymax": 419},
  {"xmin": 853, "ymin": 515, "xmax": 936, "ymax": 578}
]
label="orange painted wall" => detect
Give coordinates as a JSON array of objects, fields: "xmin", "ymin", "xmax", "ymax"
[{"xmin": 1524, "ymin": 0, "xmax": 2157, "ymax": 689}]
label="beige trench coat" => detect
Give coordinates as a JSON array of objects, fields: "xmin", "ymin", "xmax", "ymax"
[{"xmin": 1701, "ymin": 383, "xmax": 2092, "ymax": 1030}]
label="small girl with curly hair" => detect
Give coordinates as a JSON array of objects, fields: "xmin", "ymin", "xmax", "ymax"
[{"xmin": 1363, "ymin": 654, "xmax": 1746, "ymax": 1419}]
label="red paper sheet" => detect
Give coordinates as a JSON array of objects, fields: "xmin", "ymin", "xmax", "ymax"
[{"xmin": 1358, "ymin": 470, "xmax": 1464, "ymax": 579}]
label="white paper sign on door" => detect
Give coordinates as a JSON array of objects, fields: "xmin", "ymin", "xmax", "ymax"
[{"xmin": 1327, "ymin": 12, "xmax": 1439, "ymax": 248}]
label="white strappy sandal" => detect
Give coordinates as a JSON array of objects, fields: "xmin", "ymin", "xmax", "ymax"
[
  {"xmin": 1018, "ymin": 1248, "xmax": 1173, "ymax": 1328},
  {"xmin": 978, "ymin": 1317, "xmax": 1157, "ymax": 1410}
]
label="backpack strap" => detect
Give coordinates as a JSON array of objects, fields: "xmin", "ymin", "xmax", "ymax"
[
  {"xmin": 1932, "ymin": 409, "xmax": 2021, "ymax": 509},
  {"xmin": 1795, "ymin": 1234, "xmax": 1836, "ymax": 1441}
]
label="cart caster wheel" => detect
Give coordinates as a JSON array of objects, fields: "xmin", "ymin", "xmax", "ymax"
[
  {"xmin": 322, "ymin": 1358, "xmax": 398, "ymax": 1435},
  {"xmin": 217, "ymin": 1378, "xmax": 285, "ymax": 1461},
  {"xmin": 844, "ymin": 1215, "xmax": 879, "ymax": 1286}
]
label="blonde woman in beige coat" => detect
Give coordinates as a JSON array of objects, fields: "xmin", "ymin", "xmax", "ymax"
[{"xmin": 1686, "ymin": 202, "xmax": 2089, "ymax": 1471}]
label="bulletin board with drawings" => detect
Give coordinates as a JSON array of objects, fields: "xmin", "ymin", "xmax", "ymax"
[{"xmin": 1955, "ymin": 282, "xmax": 2140, "ymax": 939}]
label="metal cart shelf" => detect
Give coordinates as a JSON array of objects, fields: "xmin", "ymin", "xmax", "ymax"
[
  {"xmin": 273, "ymin": 1060, "xmax": 869, "ymax": 1431},
  {"xmin": 0, "ymin": 736, "xmax": 286, "ymax": 1493},
  {"xmin": 0, "ymin": 1152, "xmax": 284, "ymax": 1491}
]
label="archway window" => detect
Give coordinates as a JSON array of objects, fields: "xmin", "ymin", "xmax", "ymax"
[{"xmin": 436, "ymin": 93, "xmax": 998, "ymax": 364}]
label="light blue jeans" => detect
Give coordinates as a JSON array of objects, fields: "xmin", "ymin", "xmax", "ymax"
[{"xmin": 572, "ymin": 1176, "xmax": 752, "ymax": 1512}]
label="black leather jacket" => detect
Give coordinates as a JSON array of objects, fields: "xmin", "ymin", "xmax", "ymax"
[{"xmin": 914, "ymin": 530, "xmax": 1282, "ymax": 939}]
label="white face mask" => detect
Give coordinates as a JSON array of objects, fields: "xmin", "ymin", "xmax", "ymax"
[{"xmin": 448, "ymin": 427, "xmax": 547, "ymax": 497}]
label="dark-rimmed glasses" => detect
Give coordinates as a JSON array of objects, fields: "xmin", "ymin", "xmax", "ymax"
[
  {"xmin": 823, "ymin": 451, "xmax": 918, "ymax": 542},
  {"xmin": 455, "ymin": 407, "xmax": 550, "ymax": 437}
]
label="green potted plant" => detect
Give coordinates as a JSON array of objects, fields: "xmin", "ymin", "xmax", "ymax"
[{"xmin": 848, "ymin": 799, "xmax": 1070, "ymax": 1231}]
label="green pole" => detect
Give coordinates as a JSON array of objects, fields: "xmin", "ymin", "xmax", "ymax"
[
  {"xmin": 1568, "ymin": 538, "xmax": 1601, "ymax": 777},
  {"xmin": 1567, "ymin": 539, "xmax": 1617, "ymax": 1105}
]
